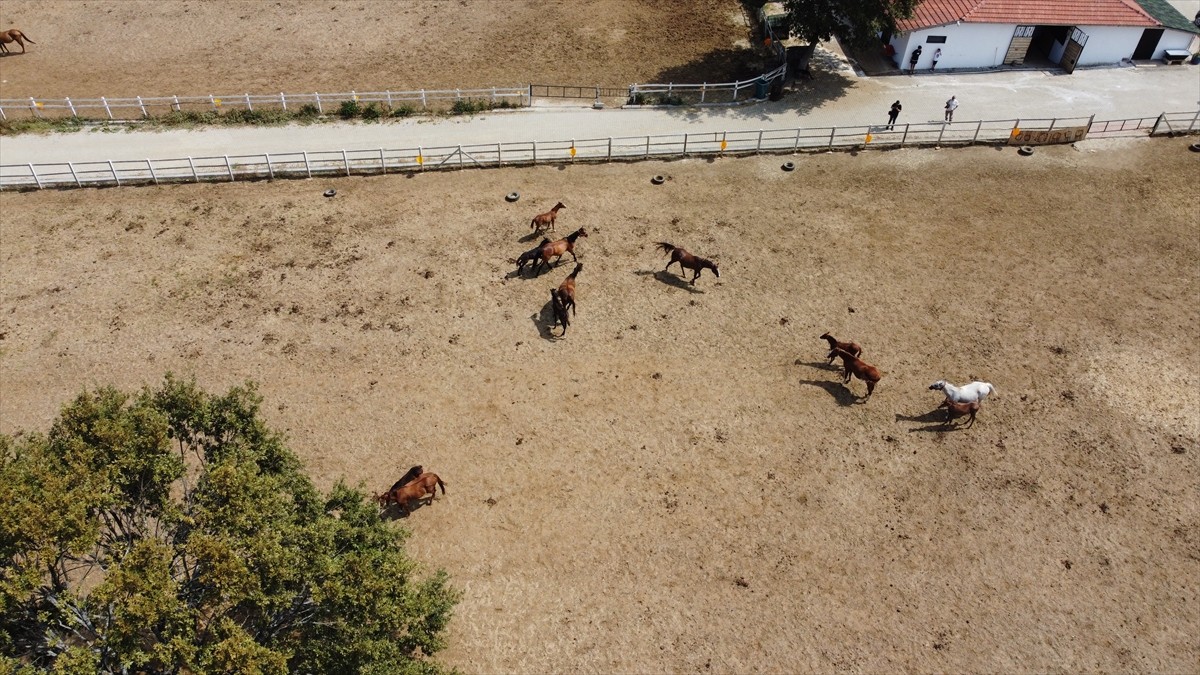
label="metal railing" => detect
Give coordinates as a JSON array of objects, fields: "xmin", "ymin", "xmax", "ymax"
[
  {"xmin": 529, "ymin": 84, "xmax": 631, "ymax": 100},
  {"xmin": 628, "ymin": 63, "xmax": 789, "ymax": 105},
  {"xmin": 2, "ymin": 112, "xmax": 1196, "ymax": 191},
  {"xmin": 0, "ymin": 87, "xmax": 530, "ymax": 121}
]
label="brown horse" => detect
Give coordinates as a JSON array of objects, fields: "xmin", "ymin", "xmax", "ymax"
[
  {"xmin": 656, "ymin": 242, "xmax": 720, "ymax": 285},
  {"xmin": 532, "ymin": 227, "xmax": 588, "ymax": 276},
  {"xmin": 939, "ymin": 399, "xmax": 981, "ymax": 427},
  {"xmin": 820, "ymin": 333, "xmax": 862, "ymax": 364},
  {"xmin": 530, "ymin": 202, "xmax": 565, "ymax": 233},
  {"xmin": 556, "ymin": 263, "xmax": 582, "ymax": 316},
  {"xmin": 830, "ymin": 347, "xmax": 882, "ymax": 400},
  {"xmin": 550, "ymin": 288, "xmax": 571, "ymax": 336},
  {"xmin": 379, "ymin": 472, "xmax": 447, "ymax": 514},
  {"xmin": 0, "ymin": 29, "xmax": 35, "ymax": 54}
]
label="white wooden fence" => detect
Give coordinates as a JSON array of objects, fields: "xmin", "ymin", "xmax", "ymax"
[
  {"xmin": 629, "ymin": 64, "xmax": 789, "ymax": 105},
  {"xmin": 2, "ymin": 112, "xmax": 1196, "ymax": 191},
  {"xmin": 0, "ymin": 87, "xmax": 531, "ymax": 120}
]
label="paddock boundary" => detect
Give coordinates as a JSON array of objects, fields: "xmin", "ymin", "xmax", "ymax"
[{"xmin": 1, "ymin": 112, "xmax": 1196, "ymax": 191}]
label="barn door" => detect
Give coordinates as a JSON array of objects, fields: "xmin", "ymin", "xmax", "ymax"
[
  {"xmin": 1061, "ymin": 27, "xmax": 1089, "ymax": 73},
  {"xmin": 1004, "ymin": 25, "xmax": 1035, "ymax": 65}
]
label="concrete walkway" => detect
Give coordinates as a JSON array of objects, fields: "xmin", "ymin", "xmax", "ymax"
[{"xmin": 1, "ymin": 61, "xmax": 1198, "ymax": 165}]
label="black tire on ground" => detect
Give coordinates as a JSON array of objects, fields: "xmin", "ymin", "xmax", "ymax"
[
  {"xmin": 781, "ymin": 162, "xmax": 795, "ymax": 171},
  {"xmin": 1189, "ymin": 142, "xmax": 1200, "ymax": 153},
  {"xmin": 505, "ymin": 192, "xmax": 520, "ymax": 202},
  {"xmin": 323, "ymin": 189, "xmax": 337, "ymax": 197},
  {"xmin": 1018, "ymin": 146, "xmax": 1035, "ymax": 156},
  {"xmin": 651, "ymin": 175, "xmax": 665, "ymax": 185}
]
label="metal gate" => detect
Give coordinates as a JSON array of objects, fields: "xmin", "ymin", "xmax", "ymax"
[
  {"xmin": 529, "ymin": 84, "xmax": 630, "ymax": 100},
  {"xmin": 1004, "ymin": 25, "xmax": 1035, "ymax": 65},
  {"xmin": 1062, "ymin": 27, "xmax": 1089, "ymax": 73}
]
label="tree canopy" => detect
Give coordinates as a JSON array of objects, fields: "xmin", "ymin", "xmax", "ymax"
[
  {"xmin": 781, "ymin": 0, "xmax": 920, "ymax": 48},
  {"xmin": 1, "ymin": 375, "xmax": 458, "ymax": 674}
]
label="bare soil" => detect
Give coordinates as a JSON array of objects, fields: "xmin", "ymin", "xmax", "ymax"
[
  {"xmin": 0, "ymin": 0, "xmax": 765, "ymax": 99},
  {"xmin": 2, "ymin": 137, "xmax": 1198, "ymax": 673}
]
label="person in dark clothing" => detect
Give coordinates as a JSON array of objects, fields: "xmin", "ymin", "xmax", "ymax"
[
  {"xmin": 909, "ymin": 45, "xmax": 922, "ymax": 73},
  {"xmin": 887, "ymin": 100, "xmax": 902, "ymax": 129}
]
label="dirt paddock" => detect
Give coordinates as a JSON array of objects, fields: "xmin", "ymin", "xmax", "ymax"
[{"xmin": 2, "ymin": 138, "xmax": 1197, "ymax": 672}]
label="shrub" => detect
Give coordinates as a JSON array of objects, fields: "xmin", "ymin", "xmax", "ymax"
[
  {"xmin": 391, "ymin": 105, "xmax": 416, "ymax": 118},
  {"xmin": 296, "ymin": 103, "xmax": 321, "ymax": 119},
  {"xmin": 338, "ymin": 99, "xmax": 362, "ymax": 119},
  {"xmin": 361, "ymin": 102, "xmax": 382, "ymax": 121},
  {"xmin": 450, "ymin": 98, "xmax": 492, "ymax": 115}
]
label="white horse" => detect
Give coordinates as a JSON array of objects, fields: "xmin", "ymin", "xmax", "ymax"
[{"xmin": 929, "ymin": 380, "xmax": 995, "ymax": 404}]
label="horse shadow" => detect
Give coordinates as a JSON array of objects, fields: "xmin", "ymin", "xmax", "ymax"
[
  {"xmin": 531, "ymin": 300, "xmax": 565, "ymax": 341},
  {"xmin": 797, "ymin": 379, "xmax": 861, "ymax": 406},
  {"xmin": 894, "ymin": 407, "xmax": 963, "ymax": 432},
  {"xmin": 795, "ymin": 360, "xmax": 841, "ymax": 373},
  {"xmin": 633, "ymin": 269, "xmax": 704, "ymax": 293},
  {"xmin": 517, "ymin": 231, "xmax": 544, "ymax": 243},
  {"xmin": 378, "ymin": 502, "xmax": 423, "ymax": 520}
]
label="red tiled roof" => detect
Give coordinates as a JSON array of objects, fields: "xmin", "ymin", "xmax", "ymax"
[{"xmin": 896, "ymin": 0, "xmax": 1160, "ymax": 31}]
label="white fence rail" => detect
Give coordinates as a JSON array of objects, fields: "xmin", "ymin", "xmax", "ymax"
[
  {"xmin": 2, "ymin": 112, "xmax": 1196, "ymax": 191},
  {"xmin": 629, "ymin": 63, "xmax": 789, "ymax": 104},
  {"xmin": 0, "ymin": 87, "xmax": 531, "ymax": 120}
]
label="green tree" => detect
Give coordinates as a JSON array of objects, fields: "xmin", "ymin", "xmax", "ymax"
[
  {"xmin": 782, "ymin": 0, "xmax": 920, "ymax": 47},
  {"xmin": 0, "ymin": 376, "xmax": 458, "ymax": 674}
]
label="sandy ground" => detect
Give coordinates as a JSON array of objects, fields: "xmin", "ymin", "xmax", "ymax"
[
  {"xmin": 2, "ymin": 137, "xmax": 1198, "ymax": 672},
  {"xmin": 0, "ymin": 0, "xmax": 764, "ymax": 99}
]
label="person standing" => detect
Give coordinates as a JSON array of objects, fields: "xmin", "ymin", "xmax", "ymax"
[
  {"xmin": 909, "ymin": 45, "xmax": 922, "ymax": 73},
  {"xmin": 887, "ymin": 100, "xmax": 902, "ymax": 129},
  {"xmin": 944, "ymin": 95, "xmax": 958, "ymax": 122},
  {"xmin": 932, "ymin": 47, "xmax": 942, "ymax": 70}
]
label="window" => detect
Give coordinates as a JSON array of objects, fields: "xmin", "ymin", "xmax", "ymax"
[{"xmin": 926, "ymin": 35, "xmax": 947, "ymax": 43}]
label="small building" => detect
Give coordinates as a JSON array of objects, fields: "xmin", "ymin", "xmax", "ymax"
[{"xmin": 887, "ymin": 0, "xmax": 1200, "ymax": 73}]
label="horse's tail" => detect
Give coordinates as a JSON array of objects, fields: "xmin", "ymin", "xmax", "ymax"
[
  {"xmin": 655, "ymin": 242, "xmax": 676, "ymax": 255},
  {"xmin": 21, "ymin": 31, "xmax": 33, "ymax": 43},
  {"xmin": 436, "ymin": 477, "xmax": 447, "ymax": 495}
]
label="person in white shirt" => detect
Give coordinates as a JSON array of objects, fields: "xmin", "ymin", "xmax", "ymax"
[
  {"xmin": 932, "ymin": 48, "xmax": 942, "ymax": 70},
  {"xmin": 944, "ymin": 95, "xmax": 958, "ymax": 122}
]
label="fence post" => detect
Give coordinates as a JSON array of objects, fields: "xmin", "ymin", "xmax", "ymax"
[
  {"xmin": 303, "ymin": 151, "xmax": 311, "ymax": 178},
  {"xmin": 172, "ymin": 95, "xmax": 181, "ymax": 112},
  {"xmin": 315, "ymin": 93, "xmax": 323, "ymax": 114},
  {"xmin": 683, "ymin": 133, "xmax": 688, "ymax": 155},
  {"xmin": 225, "ymin": 155, "xmax": 234, "ymax": 182},
  {"xmin": 108, "ymin": 160, "xmax": 120, "ymax": 187},
  {"xmin": 0, "ymin": 105, "xmax": 6, "ymax": 121},
  {"xmin": 417, "ymin": 146, "xmax": 424, "ymax": 171},
  {"xmin": 210, "ymin": 95, "xmax": 218, "ymax": 110},
  {"xmin": 385, "ymin": 90, "xmax": 392, "ymax": 110},
  {"xmin": 29, "ymin": 98, "xmax": 41, "ymax": 118},
  {"xmin": 28, "ymin": 164, "xmax": 42, "ymax": 189},
  {"xmin": 146, "ymin": 159, "xmax": 158, "ymax": 185},
  {"xmin": 701, "ymin": 83, "xmax": 706, "ymax": 104},
  {"xmin": 102, "ymin": 97, "xmax": 113, "ymax": 119},
  {"xmin": 265, "ymin": 153, "xmax": 274, "ymax": 179},
  {"xmin": 187, "ymin": 156, "xmax": 198, "ymax": 182},
  {"xmin": 379, "ymin": 148, "xmax": 386, "ymax": 174},
  {"xmin": 827, "ymin": 127, "xmax": 835, "ymax": 149},
  {"xmin": 645, "ymin": 136, "xmax": 650, "ymax": 157},
  {"xmin": 342, "ymin": 150, "xmax": 350, "ymax": 176},
  {"xmin": 68, "ymin": 162, "xmax": 81, "ymax": 187},
  {"xmin": 936, "ymin": 122, "xmax": 947, "ymax": 145},
  {"xmin": 607, "ymin": 137, "xmax": 612, "ymax": 160},
  {"xmin": 732, "ymin": 83, "xmax": 739, "ymax": 102},
  {"xmin": 458, "ymin": 145, "xmax": 464, "ymax": 168},
  {"xmin": 421, "ymin": 90, "xmax": 427, "ymax": 110},
  {"xmin": 245, "ymin": 93, "xmax": 253, "ymax": 112},
  {"xmin": 1086, "ymin": 113, "xmax": 1095, "ymax": 133},
  {"xmin": 1191, "ymin": 110, "xmax": 1200, "ymax": 133},
  {"xmin": 756, "ymin": 129, "xmax": 763, "ymax": 152},
  {"xmin": 971, "ymin": 121, "xmax": 982, "ymax": 143},
  {"xmin": 532, "ymin": 141, "xmax": 537, "ymax": 164},
  {"xmin": 1046, "ymin": 118, "xmax": 1056, "ymax": 133},
  {"xmin": 66, "ymin": 97, "xmax": 77, "ymax": 117},
  {"xmin": 491, "ymin": 88, "xmax": 497, "ymax": 104},
  {"xmin": 792, "ymin": 128, "xmax": 800, "ymax": 150},
  {"xmin": 901, "ymin": 123, "xmax": 910, "ymax": 146},
  {"xmin": 280, "ymin": 93, "xmax": 287, "ymax": 111},
  {"xmin": 137, "ymin": 96, "xmax": 148, "ymax": 118},
  {"xmin": 497, "ymin": 142, "xmax": 503, "ymax": 166}
]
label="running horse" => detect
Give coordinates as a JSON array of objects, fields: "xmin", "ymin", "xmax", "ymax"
[
  {"xmin": 656, "ymin": 242, "xmax": 719, "ymax": 285},
  {"xmin": 0, "ymin": 29, "xmax": 35, "ymax": 54},
  {"xmin": 531, "ymin": 227, "xmax": 588, "ymax": 276}
]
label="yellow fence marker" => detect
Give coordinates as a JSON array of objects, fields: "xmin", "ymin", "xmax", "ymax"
[
  {"xmin": 720, "ymin": 140, "xmax": 728, "ymax": 151},
  {"xmin": 570, "ymin": 146, "xmax": 576, "ymax": 158},
  {"xmin": 864, "ymin": 133, "xmax": 873, "ymax": 143},
  {"xmin": 416, "ymin": 155, "xmax": 423, "ymax": 165},
  {"xmin": 1011, "ymin": 127, "xmax": 1021, "ymax": 137}
]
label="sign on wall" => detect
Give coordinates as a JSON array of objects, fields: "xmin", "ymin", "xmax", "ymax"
[{"xmin": 1009, "ymin": 126, "xmax": 1089, "ymax": 145}]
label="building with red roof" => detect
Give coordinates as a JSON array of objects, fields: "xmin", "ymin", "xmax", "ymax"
[{"xmin": 883, "ymin": 0, "xmax": 1199, "ymax": 72}]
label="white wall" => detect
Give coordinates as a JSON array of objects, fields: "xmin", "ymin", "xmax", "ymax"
[
  {"xmin": 892, "ymin": 23, "xmax": 1017, "ymax": 70},
  {"xmin": 1075, "ymin": 25, "xmax": 1143, "ymax": 64},
  {"xmin": 1155, "ymin": 28, "xmax": 1200, "ymax": 58}
]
